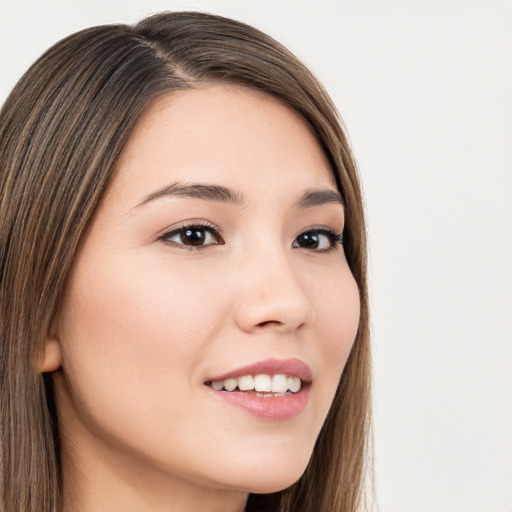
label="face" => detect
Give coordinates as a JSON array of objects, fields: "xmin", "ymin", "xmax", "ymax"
[{"xmin": 49, "ymin": 84, "xmax": 360, "ymax": 504}]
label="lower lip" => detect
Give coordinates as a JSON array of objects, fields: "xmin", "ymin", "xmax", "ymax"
[{"xmin": 206, "ymin": 385, "xmax": 310, "ymax": 421}]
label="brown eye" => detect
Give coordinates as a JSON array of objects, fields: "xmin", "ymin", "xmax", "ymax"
[
  {"xmin": 180, "ymin": 228, "xmax": 209, "ymax": 246},
  {"xmin": 161, "ymin": 224, "xmax": 224, "ymax": 249},
  {"xmin": 292, "ymin": 229, "xmax": 343, "ymax": 251}
]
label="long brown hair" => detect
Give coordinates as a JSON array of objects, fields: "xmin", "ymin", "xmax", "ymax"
[{"xmin": 0, "ymin": 11, "xmax": 371, "ymax": 512}]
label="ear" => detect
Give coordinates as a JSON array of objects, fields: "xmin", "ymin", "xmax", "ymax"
[{"xmin": 38, "ymin": 336, "xmax": 63, "ymax": 373}]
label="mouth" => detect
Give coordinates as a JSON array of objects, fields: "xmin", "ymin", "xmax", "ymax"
[
  {"xmin": 204, "ymin": 358, "xmax": 311, "ymax": 420},
  {"xmin": 205, "ymin": 373, "xmax": 303, "ymax": 396}
]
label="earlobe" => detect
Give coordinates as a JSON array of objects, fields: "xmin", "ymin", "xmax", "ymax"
[{"xmin": 39, "ymin": 338, "xmax": 63, "ymax": 373}]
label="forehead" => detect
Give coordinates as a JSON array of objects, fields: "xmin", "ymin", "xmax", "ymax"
[{"xmin": 109, "ymin": 83, "xmax": 336, "ymax": 206}]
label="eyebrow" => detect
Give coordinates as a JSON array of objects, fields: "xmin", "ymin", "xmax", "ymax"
[
  {"xmin": 135, "ymin": 182, "xmax": 246, "ymax": 208},
  {"xmin": 294, "ymin": 189, "xmax": 345, "ymax": 208},
  {"xmin": 134, "ymin": 181, "xmax": 344, "ymax": 209}
]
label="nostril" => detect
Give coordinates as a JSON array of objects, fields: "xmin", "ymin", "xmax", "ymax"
[
  {"xmin": 257, "ymin": 320, "xmax": 292, "ymax": 328},
  {"xmin": 257, "ymin": 320, "xmax": 282, "ymax": 328}
]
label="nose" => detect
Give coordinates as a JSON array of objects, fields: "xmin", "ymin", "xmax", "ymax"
[{"xmin": 233, "ymin": 249, "xmax": 315, "ymax": 334}]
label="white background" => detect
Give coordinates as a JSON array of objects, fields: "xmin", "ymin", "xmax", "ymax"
[{"xmin": 1, "ymin": 1, "xmax": 511, "ymax": 511}]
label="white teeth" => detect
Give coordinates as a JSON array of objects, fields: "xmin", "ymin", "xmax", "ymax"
[
  {"xmin": 271, "ymin": 374, "xmax": 288, "ymax": 393},
  {"xmin": 223, "ymin": 378, "xmax": 238, "ymax": 391},
  {"xmin": 211, "ymin": 380, "xmax": 224, "ymax": 391},
  {"xmin": 254, "ymin": 374, "xmax": 272, "ymax": 392},
  {"xmin": 289, "ymin": 377, "xmax": 301, "ymax": 393},
  {"xmin": 238, "ymin": 375, "xmax": 254, "ymax": 391},
  {"xmin": 209, "ymin": 374, "xmax": 303, "ymax": 393}
]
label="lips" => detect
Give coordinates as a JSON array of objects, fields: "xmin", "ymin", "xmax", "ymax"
[
  {"xmin": 204, "ymin": 358, "xmax": 311, "ymax": 421},
  {"xmin": 205, "ymin": 357, "xmax": 312, "ymax": 383}
]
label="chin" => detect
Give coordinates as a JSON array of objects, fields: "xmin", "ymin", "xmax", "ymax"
[
  {"xmin": 243, "ymin": 473, "xmax": 305, "ymax": 495},
  {"xmin": 218, "ymin": 449, "xmax": 312, "ymax": 495}
]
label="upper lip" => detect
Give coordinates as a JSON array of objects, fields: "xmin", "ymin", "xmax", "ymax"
[{"xmin": 206, "ymin": 358, "xmax": 312, "ymax": 383}]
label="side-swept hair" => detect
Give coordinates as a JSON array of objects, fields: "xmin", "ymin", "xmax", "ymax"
[{"xmin": 0, "ymin": 11, "xmax": 371, "ymax": 512}]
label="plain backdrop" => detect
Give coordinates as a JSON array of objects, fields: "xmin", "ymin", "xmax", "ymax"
[{"xmin": 1, "ymin": 1, "xmax": 511, "ymax": 511}]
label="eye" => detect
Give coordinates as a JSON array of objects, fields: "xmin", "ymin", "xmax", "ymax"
[
  {"xmin": 292, "ymin": 228, "xmax": 343, "ymax": 252},
  {"xmin": 159, "ymin": 222, "xmax": 224, "ymax": 249}
]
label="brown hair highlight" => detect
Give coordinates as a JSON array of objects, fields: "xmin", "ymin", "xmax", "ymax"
[{"xmin": 0, "ymin": 12, "xmax": 371, "ymax": 512}]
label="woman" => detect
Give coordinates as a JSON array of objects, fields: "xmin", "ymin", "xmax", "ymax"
[{"xmin": 0, "ymin": 11, "xmax": 371, "ymax": 512}]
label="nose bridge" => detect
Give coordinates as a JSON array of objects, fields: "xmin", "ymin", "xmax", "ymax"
[{"xmin": 233, "ymin": 238, "xmax": 314, "ymax": 333}]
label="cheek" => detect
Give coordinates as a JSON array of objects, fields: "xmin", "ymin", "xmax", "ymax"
[
  {"xmin": 57, "ymin": 255, "xmax": 225, "ymax": 428},
  {"xmin": 63, "ymin": 252, "xmax": 220, "ymax": 352},
  {"xmin": 322, "ymin": 278, "xmax": 360, "ymax": 353},
  {"xmin": 309, "ymin": 267, "xmax": 360, "ymax": 400}
]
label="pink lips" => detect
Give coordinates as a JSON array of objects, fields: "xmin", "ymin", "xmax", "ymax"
[
  {"xmin": 205, "ymin": 358, "xmax": 311, "ymax": 421},
  {"xmin": 206, "ymin": 357, "xmax": 312, "ymax": 383}
]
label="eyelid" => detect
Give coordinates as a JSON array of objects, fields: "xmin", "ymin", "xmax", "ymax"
[{"xmin": 296, "ymin": 225, "xmax": 343, "ymax": 236}]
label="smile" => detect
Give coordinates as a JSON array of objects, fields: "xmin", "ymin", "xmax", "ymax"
[
  {"xmin": 204, "ymin": 358, "xmax": 311, "ymax": 420},
  {"xmin": 207, "ymin": 374, "xmax": 302, "ymax": 395}
]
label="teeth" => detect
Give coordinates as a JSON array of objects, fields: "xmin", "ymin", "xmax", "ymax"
[
  {"xmin": 208, "ymin": 374, "xmax": 303, "ymax": 394},
  {"xmin": 223, "ymin": 378, "xmax": 238, "ymax": 391},
  {"xmin": 289, "ymin": 377, "xmax": 301, "ymax": 393},
  {"xmin": 238, "ymin": 375, "xmax": 254, "ymax": 391},
  {"xmin": 272, "ymin": 374, "xmax": 288, "ymax": 393},
  {"xmin": 254, "ymin": 374, "xmax": 272, "ymax": 392}
]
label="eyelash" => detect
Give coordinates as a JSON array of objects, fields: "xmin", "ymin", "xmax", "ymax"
[
  {"xmin": 158, "ymin": 223, "xmax": 343, "ymax": 252},
  {"xmin": 293, "ymin": 228, "xmax": 344, "ymax": 252},
  {"xmin": 159, "ymin": 221, "xmax": 223, "ymax": 252}
]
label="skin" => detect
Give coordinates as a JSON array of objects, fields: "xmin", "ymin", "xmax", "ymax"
[{"xmin": 42, "ymin": 84, "xmax": 360, "ymax": 512}]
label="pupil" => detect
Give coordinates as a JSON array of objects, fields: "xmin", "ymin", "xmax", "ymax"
[
  {"xmin": 299, "ymin": 233, "xmax": 319, "ymax": 248},
  {"xmin": 182, "ymin": 228, "xmax": 205, "ymax": 246}
]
